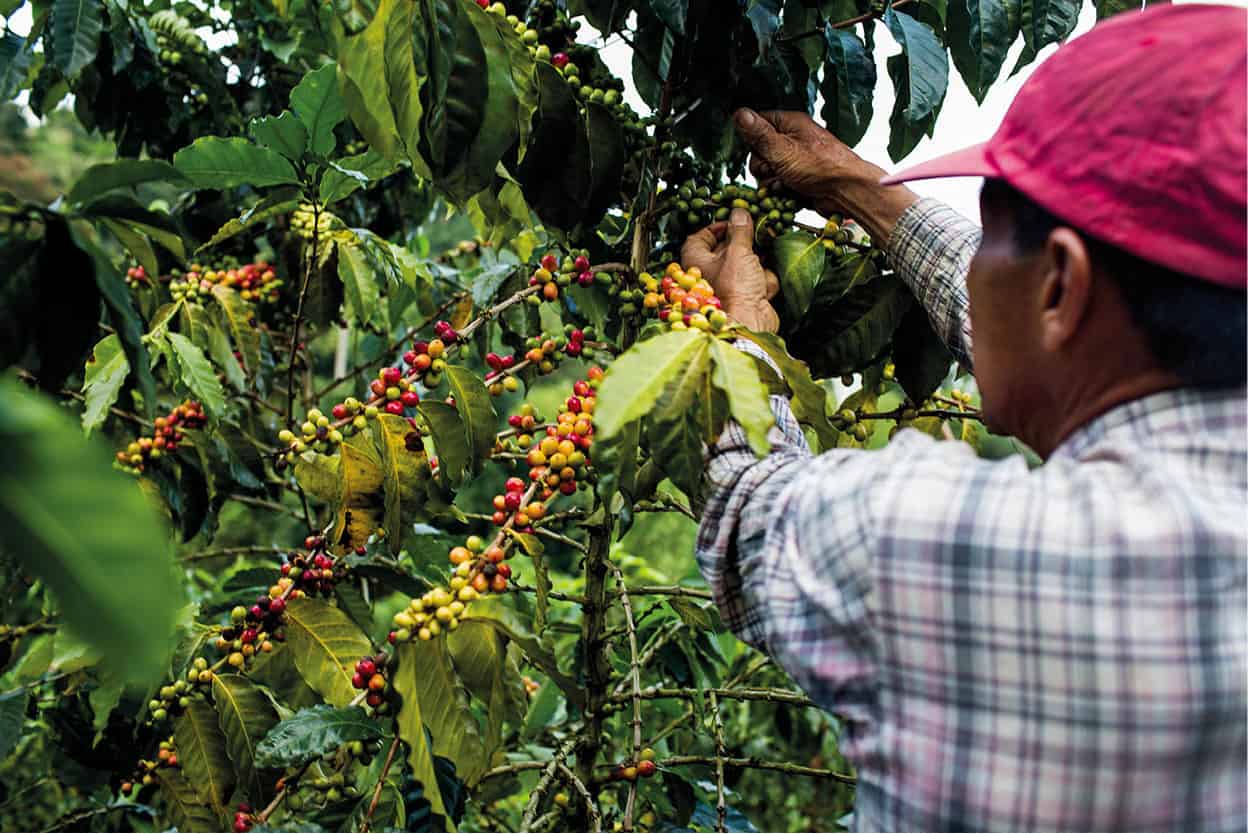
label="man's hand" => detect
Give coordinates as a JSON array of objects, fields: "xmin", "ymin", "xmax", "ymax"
[
  {"xmin": 734, "ymin": 108, "xmax": 919, "ymax": 246},
  {"xmin": 681, "ymin": 208, "xmax": 780, "ymax": 333}
]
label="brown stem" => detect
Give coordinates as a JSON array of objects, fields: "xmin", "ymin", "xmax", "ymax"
[
  {"xmin": 359, "ymin": 735, "xmax": 401, "ymax": 832},
  {"xmin": 286, "ymin": 201, "xmax": 319, "ymax": 422},
  {"xmin": 609, "ymin": 562, "xmax": 643, "ymax": 831},
  {"xmin": 649, "ymin": 756, "xmax": 856, "ymax": 785},
  {"xmin": 179, "ymin": 545, "xmax": 285, "ymax": 563},
  {"xmin": 606, "ymin": 686, "xmax": 816, "ymax": 708},
  {"xmin": 227, "ymin": 494, "xmax": 305, "ymax": 521},
  {"xmin": 521, "ymin": 736, "xmax": 578, "ymax": 830},
  {"xmin": 775, "ymin": 0, "xmax": 916, "ymax": 43},
  {"xmin": 709, "ymin": 692, "xmax": 727, "ymax": 833}
]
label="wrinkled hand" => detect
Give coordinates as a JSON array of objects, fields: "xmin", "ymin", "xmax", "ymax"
[
  {"xmin": 733, "ymin": 108, "xmax": 919, "ymax": 246},
  {"xmin": 681, "ymin": 208, "xmax": 780, "ymax": 333}
]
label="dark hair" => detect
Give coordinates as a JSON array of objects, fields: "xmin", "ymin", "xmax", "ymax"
[{"xmin": 981, "ymin": 178, "xmax": 1247, "ymax": 388}]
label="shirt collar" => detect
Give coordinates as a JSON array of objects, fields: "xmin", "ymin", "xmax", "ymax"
[{"xmin": 1051, "ymin": 385, "xmax": 1248, "ymax": 461}]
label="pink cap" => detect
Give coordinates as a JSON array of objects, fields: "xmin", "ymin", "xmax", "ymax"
[{"xmin": 880, "ymin": 4, "xmax": 1247, "ymax": 289}]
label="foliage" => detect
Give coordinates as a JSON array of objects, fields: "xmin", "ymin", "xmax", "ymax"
[{"xmin": 0, "ymin": 0, "xmax": 1111, "ymax": 827}]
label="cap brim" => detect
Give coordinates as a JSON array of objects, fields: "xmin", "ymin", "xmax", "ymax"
[{"xmin": 878, "ymin": 143, "xmax": 997, "ymax": 185}]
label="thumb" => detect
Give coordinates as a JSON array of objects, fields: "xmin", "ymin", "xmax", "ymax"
[
  {"xmin": 726, "ymin": 208, "xmax": 755, "ymax": 252},
  {"xmin": 734, "ymin": 108, "xmax": 781, "ymax": 155}
]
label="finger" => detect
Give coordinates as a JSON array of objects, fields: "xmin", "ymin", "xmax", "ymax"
[
  {"xmin": 749, "ymin": 156, "xmax": 776, "ymax": 181},
  {"xmin": 726, "ymin": 207, "xmax": 755, "ymax": 254},
  {"xmin": 681, "ymin": 222, "xmax": 729, "ymax": 261},
  {"xmin": 733, "ymin": 108, "xmax": 787, "ymax": 159},
  {"xmin": 758, "ymin": 110, "xmax": 823, "ymax": 140},
  {"xmin": 764, "ymin": 269, "xmax": 780, "ymax": 300}
]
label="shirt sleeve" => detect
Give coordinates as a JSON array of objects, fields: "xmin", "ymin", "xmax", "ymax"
[{"xmin": 885, "ymin": 197, "xmax": 981, "ymax": 370}]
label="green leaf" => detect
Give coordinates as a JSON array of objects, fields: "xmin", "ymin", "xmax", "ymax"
[
  {"xmin": 339, "ymin": 0, "xmax": 405, "ymax": 162},
  {"xmin": 732, "ymin": 331, "xmax": 838, "ymax": 451},
  {"xmin": 447, "ymin": 619, "xmax": 526, "ymax": 767},
  {"xmin": 80, "ymin": 334, "xmax": 128, "ymax": 436},
  {"xmin": 204, "ymin": 318, "xmax": 246, "ymax": 393},
  {"xmin": 0, "ymin": 691, "xmax": 25, "ymax": 762},
  {"xmin": 174, "ymin": 701, "xmax": 234, "ymax": 817},
  {"xmin": 173, "ymin": 137, "xmax": 301, "ymax": 190},
  {"xmin": 372, "ymin": 413, "xmax": 432, "ymax": 553},
  {"xmin": 401, "ymin": 637, "xmax": 486, "ymax": 785},
  {"xmin": 595, "ymin": 330, "xmax": 711, "ymax": 442},
  {"xmin": 209, "ymin": 287, "xmax": 263, "ymax": 377},
  {"xmin": 166, "ymin": 332, "xmax": 228, "ymax": 420},
  {"xmin": 891, "ymin": 302, "xmax": 954, "ymax": 404},
  {"xmin": 885, "ymin": 7, "xmax": 949, "ymax": 124},
  {"xmin": 159, "ymin": 770, "xmax": 221, "ymax": 832},
  {"xmin": 886, "ymin": 52, "xmax": 943, "ymax": 162},
  {"xmin": 648, "ymin": 0, "xmax": 689, "ymax": 35},
  {"xmin": 212, "ymin": 674, "xmax": 280, "ymax": 804},
  {"xmin": 457, "ymin": 598, "xmax": 580, "ymax": 705},
  {"xmin": 1095, "ymin": 0, "xmax": 1142, "ymax": 19},
  {"xmin": 394, "ymin": 642, "xmax": 449, "ymax": 819},
  {"xmin": 444, "ymin": 365, "xmax": 499, "ymax": 472},
  {"xmin": 787, "ymin": 276, "xmax": 913, "ymax": 377},
  {"xmin": 709, "ymin": 339, "xmax": 774, "ymax": 456},
  {"xmin": 1011, "ymin": 0, "xmax": 1079, "ymax": 74},
  {"xmin": 283, "ymin": 597, "xmax": 373, "ymax": 707},
  {"xmin": 418, "ymin": 401, "xmax": 471, "ymax": 488},
  {"xmin": 49, "ymin": 0, "xmax": 102, "ymax": 77},
  {"xmin": 745, "ymin": 0, "xmax": 783, "ymax": 58},
  {"xmin": 320, "ymin": 150, "xmax": 400, "ymax": 204},
  {"xmin": 820, "ymin": 28, "xmax": 876, "ymax": 147},
  {"xmin": 0, "ymin": 381, "xmax": 179, "ymax": 683},
  {"xmin": 339, "ymin": 241, "xmax": 384, "ymax": 329},
  {"xmin": 198, "ymin": 195, "xmax": 301, "ymax": 253},
  {"xmin": 98, "ymin": 218, "xmax": 157, "ymax": 277},
  {"xmin": 291, "ymin": 63, "xmax": 347, "ymax": 157},
  {"xmin": 67, "ymin": 159, "xmax": 189, "ymax": 205},
  {"xmin": 772, "ymin": 231, "xmax": 826, "ymax": 320},
  {"xmin": 250, "ymin": 111, "xmax": 309, "ymax": 162},
  {"xmin": 254, "ymin": 705, "xmax": 384, "ymax": 767},
  {"xmin": 948, "ymin": 0, "xmax": 1015, "ymax": 103},
  {"xmin": 0, "ymin": 31, "xmax": 33, "ymax": 101}
]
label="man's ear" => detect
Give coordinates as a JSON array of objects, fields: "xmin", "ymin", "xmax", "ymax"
[{"xmin": 1038, "ymin": 228, "xmax": 1094, "ymax": 352}]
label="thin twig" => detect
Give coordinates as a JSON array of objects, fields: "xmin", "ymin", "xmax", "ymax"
[
  {"xmin": 521, "ymin": 737, "xmax": 579, "ymax": 830},
  {"xmin": 179, "ymin": 545, "xmax": 285, "ymax": 563},
  {"xmin": 314, "ymin": 292, "xmax": 468, "ymax": 400},
  {"xmin": 709, "ymin": 692, "xmax": 727, "ymax": 833},
  {"xmin": 775, "ymin": 0, "xmax": 916, "ymax": 43},
  {"xmin": 555, "ymin": 762, "xmax": 601, "ymax": 832},
  {"xmin": 359, "ymin": 735, "xmax": 402, "ymax": 832},
  {"xmin": 286, "ymin": 200, "xmax": 319, "ymax": 422},
  {"xmin": 606, "ymin": 687, "xmax": 817, "ymax": 708},
  {"xmin": 227, "ymin": 494, "xmax": 305, "ymax": 521},
  {"xmin": 652, "ymin": 756, "xmax": 856, "ymax": 785},
  {"xmin": 609, "ymin": 562, "xmax": 643, "ymax": 831}
]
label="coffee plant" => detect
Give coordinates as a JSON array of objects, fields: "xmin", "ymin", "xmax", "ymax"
[{"xmin": 0, "ymin": 0, "xmax": 1135, "ymax": 827}]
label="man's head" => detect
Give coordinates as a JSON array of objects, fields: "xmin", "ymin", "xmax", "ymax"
[
  {"xmin": 967, "ymin": 178, "xmax": 1246, "ymax": 451},
  {"xmin": 879, "ymin": 3, "xmax": 1245, "ymax": 454}
]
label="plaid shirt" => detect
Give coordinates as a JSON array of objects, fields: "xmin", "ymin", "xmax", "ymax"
[{"xmin": 695, "ymin": 199, "xmax": 1248, "ymax": 831}]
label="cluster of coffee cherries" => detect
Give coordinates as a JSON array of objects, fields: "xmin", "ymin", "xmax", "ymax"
[
  {"xmin": 146, "ymin": 657, "xmax": 213, "ymax": 722},
  {"xmin": 610, "ymin": 747, "xmax": 659, "ymax": 782},
  {"xmin": 350, "ymin": 653, "xmax": 392, "ymax": 713},
  {"xmin": 114, "ymin": 400, "xmax": 206, "ymax": 473},
  {"xmin": 390, "ymin": 580, "xmax": 477, "ymax": 643},
  {"xmin": 529, "ymin": 251, "xmax": 600, "ymax": 302},
  {"xmin": 663, "ymin": 181, "xmax": 802, "ymax": 242},
  {"xmin": 124, "ymin": 265, "xmax": 151, "ymax": 286},
  {"xmin": 640, "ymin": 263, "xmax": 730, "ymax": 333},
  {"xmin": 290, "ymin": 204, "xmax": 340, "ymax": 242},
  {"xmin": 232, "ymin": 803, "xmax": 255, "ymax": 833},
  {"xmin": 168, "ymin": 260, "xmax": 282, "ymax": 304},
  {"xmin": 119, "ymin": 736, "xmax": 180, "ymax": 794},
  {"xmin": 485, "ymin": 351, "xmax": 521, "ymax": 396},
  {"xmin": 283, "ymin": 765, "xmax": 364, "ymax": 811},
  {"xmin": 278, "ymin": 322, "xmax": 461, "ymax": 460},
  {"xmin": 389, "ymin": 373, "xmax": 600, "ymax": 644},
  {"xmin": 520, "ymin": 375, "xmax": 598, "ymax": 498}
]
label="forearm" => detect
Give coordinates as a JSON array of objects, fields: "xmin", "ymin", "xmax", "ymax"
[{"xmin": 814, "ymin": 166, "xmax": 920, "ymax": 250}]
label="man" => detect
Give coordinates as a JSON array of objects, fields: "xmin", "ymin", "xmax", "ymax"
[{"xmin": 683, "ymin": 4, "xmax": 1246, "ymax": 830}]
